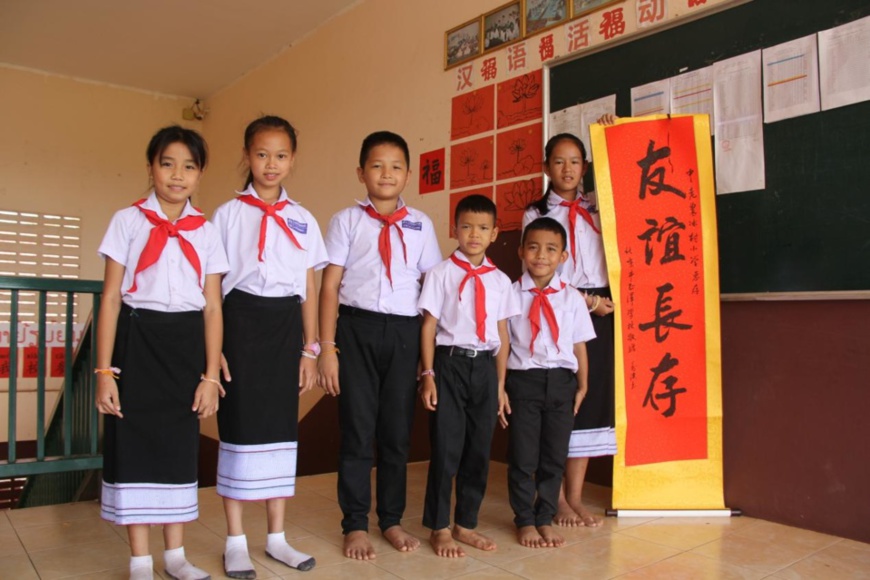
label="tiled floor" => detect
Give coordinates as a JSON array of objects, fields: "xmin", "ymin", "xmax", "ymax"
[{"xmin": 1, "ymin": 462, "xmax": 868, "ymax": 579}]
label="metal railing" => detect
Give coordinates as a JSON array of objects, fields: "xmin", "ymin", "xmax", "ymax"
[{"xmin": 0, "ymin": 276, "xmax": 103, "ymax": 507}]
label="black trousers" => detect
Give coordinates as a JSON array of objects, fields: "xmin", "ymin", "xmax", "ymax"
[
  {"xmin": 506, "ymin": 368, "xmax": 576, "ymax": 527},
  {"xmin": 423, "ymin": 347, "xmax": 498, "ymax": 531},
  {"xmin": 336, "ymin": 305, "xmax": 420, "ymax": 534}
]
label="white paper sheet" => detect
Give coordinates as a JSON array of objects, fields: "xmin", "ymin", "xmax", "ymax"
[
  {"xmin": 670, "ymin": 67, "xmax": 714, "ymax": 134},
  {"xmin": 763, "ymin": 34, "xmax": 821, "ymax": 123},
  {"xmin": 713, "ymin": 51, "xmax": 766, "ymax": 194},
  {"xmin": 631, "ymin": 79, "xmax": 671, "ymax": 116},
  {"xmin": 819, "ymin": 14, "xmax": 870, "ymax": 111},
  {"xmin": 548, "ymin": 104, "xmax": 583, "ymax": 139},
  {"xmin": 579, "ymin": 94, "xmax": 616, "ymax": 163}
]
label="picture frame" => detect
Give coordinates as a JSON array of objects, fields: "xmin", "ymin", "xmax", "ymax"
[
  {"xmin": 483, "ymin": 1, "xmax": 523, "ymax": 53},
  {"xmin": 445, "ymin": 18, "xmax": 482, "ymax": 70},
  {"xmin": 524, "ymin": 0, "xmax": 569, "ymax": 37},
  {"xmin": 570, "ymin": 0, "xmax": 621, "ymax": 18}
]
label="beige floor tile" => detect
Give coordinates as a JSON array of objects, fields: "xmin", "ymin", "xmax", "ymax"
[
  {"xmin": 616, "ymin": 516, "xmax": 756, "ymax": 551},
  {"xmin": 774, "ymin": 540, "xmax": 870, "ymax": 579},
  {"xmin": 16, "ymin": 517, "xmax": 120, "ymax": 552},
  {"xmin": 0, "ymin": 553, "xmax": 40, "ymax": 579},
  {"xmin": 7, "ymin": 500, "xmax": 101, "ymax": 529},
  {"xmin": 562, "ymin": 532, "xmax": 681, "ymax": 575},
  {"xmin": 840, "ymin": 538, "xmax": 870, "ymax": 553},
  {"xmin": 283, "ymin": 492, "xmax": 340, "ymax": 518},
  {"xmin": 0, "ymin": 510, "xmax": 13, "ymax": 531},
  {"xmin": 28, "ymin": 538, "xmax": 130, "ymax": 579},
  {"xmin": 499, "ymin": 545, "xmax": 619, "ymax": 579},
  {"xmin": 279, "ymin": 560, "xmax": 402, "ymax": 579},
  {"xmin": 690, "ymin": 532, "xmax": 824, "ymax": 576},
  {"xmin": 732, "ymin": 520, "xmax": 841, "ymax": 553},
  {"xmin": 617, "ymin": 552, "xmax": 766, "ymax": 579},
  {"xmin": 370, "ymin": 549, "xmax": 491, "ymax": 580},
  {"xmin": 455, "ymin": 567, "xmax": 527, "ymax": 579},
  {"xmin": 0, "ymin": 527, "xmax": 27, "ymax": 558}
]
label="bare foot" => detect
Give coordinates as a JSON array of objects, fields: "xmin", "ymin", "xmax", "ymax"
[
  {"xmin": 568, "ymin": 500, "xmax": 603, "ymax": 527},
  {"xmin": 383, "ymin": 525, "xmax": 420, "ymax": 553},
  {"xmin": 343, "ymin": 530, "xmax": 376, "ymax": 560},
  {"xmin": 452, "ymin": 524, "xmax": 497, "ymax": 552},
  {"xmin": 516, "ymin": 525, "xmax": 547, "ymax": 548},
  {"xmin": 430, "ymin": 528, "xmax": 465, "ymax": 558},
  {"xmin": 537, "ymin": 525, "xmax": 565, "ymax": 547},
  {"xmin": 554, "ymin": 499, "xmax": 583, "ymax": 527}
]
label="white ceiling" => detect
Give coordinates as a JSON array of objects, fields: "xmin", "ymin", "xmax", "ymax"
[{"xmin": 0, "ymin": 0, "xmax": 361, "ymax": 98}]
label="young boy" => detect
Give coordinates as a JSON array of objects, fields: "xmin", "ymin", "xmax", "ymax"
[
  {"xmin": 505, "ymin": 217, "xmax": 595, "ymax": 548},
  {"xmin": 418, "ymin": 194, "xmax": 521, "ymax": 558},
  {"xmin": 318, "ymin": 131, "xmax": 443, "ymax": 560}
]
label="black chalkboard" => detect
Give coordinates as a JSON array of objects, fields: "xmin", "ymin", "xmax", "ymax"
[{"xmin": 549, "ymin": 0, "xmax": 870, "ymax": 294}]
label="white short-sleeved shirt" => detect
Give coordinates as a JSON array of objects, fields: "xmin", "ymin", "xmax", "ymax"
[
  {"xmin": 211, "ymin": 185, "xmax": 328, "ymax": 299},
  {"xmin": 418, "ymin": 250, "xmax": 521, "ymax": 353},
  {"xmin": 98, "ymin": 192, "xmax": 229, "ymax": 312},
  {"xmin": 522, "ymin": 190, "xmax": 609, "ymax": 288},
  {"xmin": 507, "ymin": 272, "xmax": 596, "ymax": 372},
  {"xmin": 325, "ymin": 197, "xmax": 442, "ymax": 316}
]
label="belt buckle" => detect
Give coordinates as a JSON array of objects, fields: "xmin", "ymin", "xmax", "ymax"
[{"xmin": 467, "ymin": 348, "xmax": 478, "ymax": 358}]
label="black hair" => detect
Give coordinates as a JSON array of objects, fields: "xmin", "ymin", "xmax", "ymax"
[
  {"xmin": 521, "ymin": 217, "xmax": 567, "ymax": 250},
  {"xmin": 454, "ymin": 194, "xmax": 497, "ymax": 225},
  {"xmin": 527, "ymin": 132, "xmax": 588, "ymax": 216},
  {"xmin": 146, "ymin": 125, "xmax": 208, "ymax": 169},
  {"xmin": 243, "ymin": 115, "xmax": 298, "ymax": 188},
  {"xmin": 359, "ymin": 131, "xmax": 410, "ymax": 168}
]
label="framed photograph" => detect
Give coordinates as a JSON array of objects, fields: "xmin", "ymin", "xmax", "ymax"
[
  {"xmin": 484, "ymin": 1, "xmax": 523, "ymax": 52},
  {"xmin": 445, "ymin": 18, "xmax": 482, "ymax": 69},
  {"xmin": 524, "ymin": 0, "xmax": 569, "ymax": 36},
  {"xmin": 571, "ymin": 0, "xmax": 620, "ymax": 18}
]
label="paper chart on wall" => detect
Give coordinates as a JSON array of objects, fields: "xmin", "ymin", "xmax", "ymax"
[
  {"xmin": 548, "ymin": 103, "xmax": 582, "ymax": 139},
  {"xmin": 713, "ymin": 51, "xmax": 765, "ymax": 194},
  {"xmin": 818, "ymin": 14, "xmax": 870, "ymax": 111},
  {"xmin": 763, "ymin": 34, "xmax": 821, "ymax": 123},
  {"xmin": 631, "ymin": 79, "xmax": 671, "ymax": 117},
  {"xmin": 578, "ymin": 94, "xmax": 616, "ymax": 163},
  {"xmin": 670, "ymin": 66, "xmax": 714, "ymax": 135}
]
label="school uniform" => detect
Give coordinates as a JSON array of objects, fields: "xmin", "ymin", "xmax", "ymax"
[
  {"xmin": 418, "ymin": 250, "xmax": 521, "ymax": 531},
  {"xmin": 506, "ymin": 272, "xmax": 596, "ymax": 527},
  {"xmin": 211, "ymin": 185, "xmax": 328, "ymax": 501},
  {"xmin": 324, "ymin": 197, "xmax": 441, "ymax": 534},
  {"xmin": 523, "ymin": 191, "xmax": 617, "ymax": 457},
  {"xmin": 97, "ymin": 192, "xmax": 229, "ymax": 525}
]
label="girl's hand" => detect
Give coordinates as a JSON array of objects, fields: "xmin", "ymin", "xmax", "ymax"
[
  {"xmin": 318, "ymin": 351, "xmax": 340, "ymax": 396},
  {"xmin": 420, "ymin": 376, "xmax": 437, "ymax": 411},
  {"xmin": 498, "ymin": 390, "xmax": 511, "ymax": 429},
  {"xmin": 220, "ymin": 353, "xmax": 232, "ymax": 383},
  {"xmin": 574, "ymin": 384, "xmax": 588, "ymax": 415},
  {"xmin": 193, "ymin": 379, "xmax": 220, "ymax": 418},
  {"xmin": 96, "ymin": 374, "xmax": 124, "ymax": 418},
  {"xmin": 597, "ymin": 113, "xmax": 619, "ymax": 125},
  {"xmin": 594, "ymin": 297, "xmax": 615, "ymax": 317},
  {"xmin": 299, "ymin": 356, "xmax": 317, "ymax": 394}
]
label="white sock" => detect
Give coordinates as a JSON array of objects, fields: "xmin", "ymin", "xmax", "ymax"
[
  {"xmin": 163, "ymin": 546, "xmax": 210, "ymax": 580},
  {"xmin": 130, "ymin": 555, "xmax": 153, "ymax": 580},
  {"xmin": 224, "ymin": 534, "xmax": 255, "ymax": 578},
  {"xmin": 266, "ymin": 531, "xmax": 315, "ymax": 571}
]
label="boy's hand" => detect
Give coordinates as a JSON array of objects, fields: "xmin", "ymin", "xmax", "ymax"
[
  {"xmin": 594, "ymin": 297, "xmax": 615, "ymax": 317},
  {"xmin": 498, "ymin": 390, "xmax": 511, "ymax": 428},
  {"xmin": 420, "ymin": 376, "xmax": 438, "ymax": 411},
  {"xmin": 299, "ymin": 356, "xmax": 317, "ymax": 394},
  {"xmin": 318, "ymin": 352, "xmax": 340, "ymax": 396},
  {"xmin": 193, "ymin": 379, "xmax": 220, "ymax": 418},
  {"xmin": 574, "ymin": 383, "xmax": 588, "ymax": 415},
  {"xmin": 220, "ymin": 353, "xmax": 232, "ymax": 384},
  {"xmin": 96, "ymin": 374, "xmax": 124, "ymax": 418}
]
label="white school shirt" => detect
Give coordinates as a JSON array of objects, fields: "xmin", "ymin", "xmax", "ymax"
[
  {"xmin": 522, "ymin": 190, "xmax": 609, "ymax": 288},
  {"xmin": 211, "ymin": 185, "xmax": 328, "ymax": 299},
  {"xmin": 324, "ymin": 197, "xmax": 442, "ymax": 316},
  {"xmin": 98, "ymin": 192, "xmax": 229, "ymax": 312},
  {"xmin": 418, "ymin": 250, "xmax": 521, "ymax": 353},
  {"xmin": 507, "ymin": 272, "xmax": 596, "ymax": 372}
]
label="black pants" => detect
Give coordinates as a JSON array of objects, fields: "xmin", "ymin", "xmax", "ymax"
[
  {"xmin": 336, "ymin": 305, "xmax": 420, "ymax": 534},
  {"xmin": 423, "ymin": 347, "xmax": 498, "ymax": 530},
  {"xmin": 506, "ymin": 368, "xmax": 576, "ymax": 527}
]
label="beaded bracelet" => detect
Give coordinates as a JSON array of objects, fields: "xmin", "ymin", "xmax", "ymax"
[{"xmin": 94, "ymin": 367, "xmax": 121, "ymax": 379}]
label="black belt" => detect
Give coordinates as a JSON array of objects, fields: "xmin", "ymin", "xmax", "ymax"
[
  {"xmin": 437, "ymin": 345, "xmax": 494, "ymax": 359},
  {"xmin": 338, "ymin": 304, "xmax": 419, "ymax": 322}
]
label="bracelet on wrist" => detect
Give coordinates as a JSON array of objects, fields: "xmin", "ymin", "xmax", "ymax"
[
  {"xmin": 320, "ymin": 347, "xmax": 340, "ymax": 356},
  {"xmin": 200, "ymin": 374, "xmax": 221, "ymax": 386},
  {"xmin": 94, "ymin": 367, "xmax": 121, "ymax": 379},
  {"xmin": 300, "ymin": 350, "xmax": 318, "ymax": 360},
  {"xmin": 318, "ymin": 340, "xmax": 336, "ymax": 346},
  {"xmin": 420, "ymin": 369, "xmax": 435, "ymax": 378}
]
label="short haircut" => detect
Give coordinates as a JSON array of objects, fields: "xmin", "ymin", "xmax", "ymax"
[
  {"xmin": 146, "ymin": 125, "xmax": 208, "ymax": 169},
  {"xmin": 522, "ymin": 217, "xmax": 568, "ymax": 250},
  {"xmin": 454, "ymin": 194, "xmax": 497, "ymax": 225},
  {"xmin": 359, "ymin": 131, "xmax": 410, "ymax": 168}
]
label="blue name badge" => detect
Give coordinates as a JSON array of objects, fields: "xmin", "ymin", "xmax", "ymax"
[
  {"xmin": 286, "ymin": 218, "xmax": 308, "ymax": 234},
  {"xmin": 402, "ymin": 220, "xmax": 423, "ymax": 231}
]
